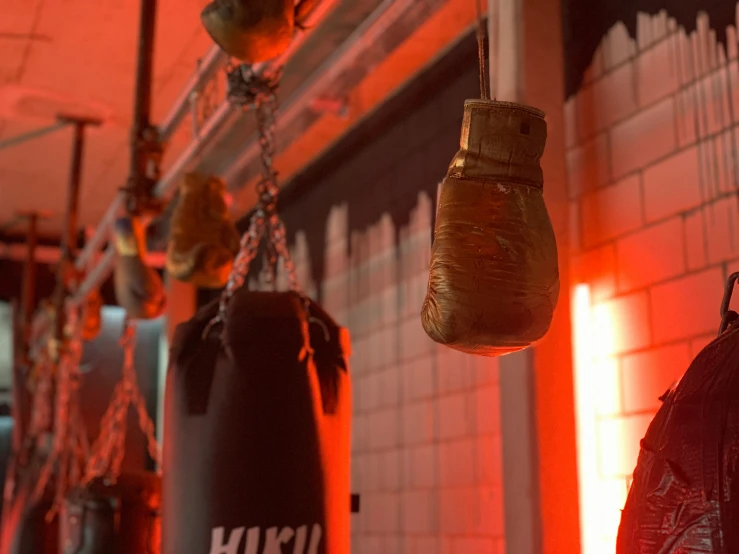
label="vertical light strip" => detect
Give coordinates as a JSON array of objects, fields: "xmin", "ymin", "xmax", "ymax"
[{"xmin": 571, "ymin": 284, "xmax": 600, "ymax": 554}]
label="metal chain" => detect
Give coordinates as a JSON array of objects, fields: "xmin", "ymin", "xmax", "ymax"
[
  {"xmin": 84, "ymin": 322, "xmax": 161, "ymax": 486},
  {"xmin": 34, "ymin": 303, "xmax": 90, "ymax": 519},
  {"xmin": 204, "ymin": 65, "xmax": 299, "ymax": 338}
]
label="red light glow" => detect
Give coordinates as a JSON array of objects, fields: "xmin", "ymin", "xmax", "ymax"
[{"xmin": 571, "ymin": 284, "xmax": 632, "ymax": 553}]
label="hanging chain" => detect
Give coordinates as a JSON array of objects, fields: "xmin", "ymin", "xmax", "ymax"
[
  {"xmin": 84, "ymin": 321, "xmax": 160, "ymax": 486},
  {"xmin": 34, "ymin": 303, "xmax": 89, "ymax": 519},
  {"xmin": 203, "ymin": 64, "xmax": 299, "ymax": 338}
]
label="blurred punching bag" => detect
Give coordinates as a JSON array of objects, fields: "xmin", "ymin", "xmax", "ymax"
[
  {"xmin": 113, "ymin": 216, "xmax": 166, "ymax": 320},
  {"xmin": 163, "ymin": 291, "xmax": 351, "ymax": 554},
  {"xmin": 617, "ymin": 275, "xmax": 739, "ymax": 553},
  {"xmin": 166, "ymin": 173, "xmax": 240, "ymax": 289},
  {"xmin": 59, "ymin": 472, "xmax": 161, "ymax": 554},
  {"xmin": 0, "ymin": 456, "xmax": 58, "ymax": 554},
  {"xmin": 422, "ymin": 99, "xmax": 559, "ymax": 356}
]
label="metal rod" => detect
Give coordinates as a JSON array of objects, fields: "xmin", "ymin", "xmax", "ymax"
[
  {"xmin": 126, "ymin": 0, "xmax": 160, "ymax": 215},
  {"xmin": 53, "ymin": 117, "xmax": 100, "ymax": 341},
  {"xmin": 154, "ymin": 100, "xmax": 234, "ymax": 195},
  {"xmin": 0, "ymin": 241, "xmax": 165, "ymax": 267},
  {"xmin": 0, "ymin": 121, "xmax": 71, "ymax": 151},
  {"xmin": 158, "ymin": 45, "xmax": 227, "ymax": 142}
]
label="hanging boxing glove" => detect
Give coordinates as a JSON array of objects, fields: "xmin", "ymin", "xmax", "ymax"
[
  {"xmin": 60, "ymin": 471, "xmax": 161, "ymax": 554},
  {"xmin": 422, "ymin": 100, "xmax": 560, "ymax": 357},
  {"xmin": 166, "ymin": 173, "xmax": 240, "ymax": 289},
  {"xmin": 617, "ymin": 276, "xmax": 739, "ymax": 553},
  {"xmin": 162, "ymin": 291, "xmax": 351, "ymax": 554},
  {"xmin": 200, "ymin": 0, "xmax": 294, "ymax": 64},
  {"xmin": 113, "ymin": 216, "xmax": 166, "ymax": 320}
]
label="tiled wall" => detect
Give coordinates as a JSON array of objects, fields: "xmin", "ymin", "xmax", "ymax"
[
  {"xmin": 566, "ymin": 7, "xmax": 739, "ymax": 549},
  {"xmin": 278, "ymin": 55, "xmax": 507, "ymax": 554}
]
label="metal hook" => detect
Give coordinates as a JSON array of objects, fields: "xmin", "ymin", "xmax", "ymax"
[{"xmin": 718, "ymin": 272, "xmax": 739, "ymax": 336}]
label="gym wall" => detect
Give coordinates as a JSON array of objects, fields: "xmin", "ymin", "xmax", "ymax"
[{"xmin": 563, "ymin": 0, "xmax": 739, "ymax": 550}]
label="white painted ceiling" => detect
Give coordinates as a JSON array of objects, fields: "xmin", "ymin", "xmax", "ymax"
[{"xmin": 0, "ymin": 0, "xmax": 215, "ymax": 236}]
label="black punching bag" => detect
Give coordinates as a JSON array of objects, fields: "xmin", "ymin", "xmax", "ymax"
[
  {"xmin": 0, "ymin": 456, "xmax": 58, "ymax": 554},
  {"xmin": 59, "ymin": 471, "xmax": 161, "ymax": 554},
  {"xmin": 163, "ymin": 291, "xmax": 351, "ymax": 554},
  {"xmin": 617, "ymin": 320, "xmax": 739, "ymax": 552}
]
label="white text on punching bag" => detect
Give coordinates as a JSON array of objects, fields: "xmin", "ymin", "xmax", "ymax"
[{"xmin": 209, "ymin": 524, "xmax": 323, "ymax": 554}]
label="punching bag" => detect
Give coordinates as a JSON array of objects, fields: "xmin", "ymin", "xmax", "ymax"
[
  {"xmin": 59, "ymin": 471, "xmax": 161, "ymax": 554},
  {"xmin": 200, "ymin": 0, "xmax": 294, "ymax": 63},
  {"xmin": 166, "ymin": 173, "xmax": 240, "ymax": 289},
  {"xmin": 113, "ymin": 216, "xmax": 166, "ymax": 320},
  {"xmin": 163, "ymin": 291, "xmax": 351, "ymax": 554},
  {"xmin": 422, "ymin": 99, "xmax": 559, "ymax": 356},
  {"xmin": 0, "ymin": 455, "xmax": 58, "ymax": 554},
  {"xmin": 617, "ymin": 313, "xmax": 739, "ymax": 551}
]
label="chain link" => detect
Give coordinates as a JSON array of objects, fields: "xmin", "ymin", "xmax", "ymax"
[
  {"xmin": 84, "ymin": 321, "xmax": 161, "ymax": 486},
  {"xmin": 204, "ymin": 65, "xmax": 299, "ymax": 338},
  {"xmin": 33, "ymin": 303, "xmax": 89, "ymax": 519}
]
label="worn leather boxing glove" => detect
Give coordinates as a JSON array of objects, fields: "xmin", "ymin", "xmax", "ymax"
[
  {"xmin": 422, "ymin": 99, "xmax": 560, "ymax": 357},
  {"xmin": 113, "ymin": 216, "xmax": 166, "ymax": 320},
  {"xmin": 201, "ymin": 0, "xmax": 295, "ymax": 63},
  {"xmin": 166, "ymin": 173, "xmax": 240, "ymax": 289}
]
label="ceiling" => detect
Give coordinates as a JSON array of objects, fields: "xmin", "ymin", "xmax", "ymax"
[
  {"xmin": 0, "ymin": 0, "xmax": 219, "ymax": 238},
  {"xmin": 0, "ymin": 0, "xmax": 478, "ymax": 248}
]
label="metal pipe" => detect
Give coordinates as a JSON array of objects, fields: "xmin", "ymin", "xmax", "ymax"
[
  {"xmin": 54, "ymin": 117, "xmax": 100, "ymax": 341},
  {"xmin": 129, "ymin": 0, "xmax": 158, "ymax": 182},
  {"xmin": 154, "ymin": 100, "xmax": 234, "ymax": 196},
  {"xmin": 12, "ymin": 212, "xmax": 41, "ymax": 447},
  {"xmin": 158, "ymin": 45, "xmax": 227, "ymax": 142},
  {"xmin": 0, "ymin": 241, "xmax": 166, "ymax": 268},
  {"xmin": 0, "ymin": 121, "xmax": 71, "ymax": 151}
]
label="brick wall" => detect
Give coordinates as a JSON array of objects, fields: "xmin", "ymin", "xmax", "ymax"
[
  {"xmin": 275, "ymin": 41, "xmax": 507, "ymax": 554},
  {"xmin": 566, "ymin": 7, "xmax": 739, "ymax": 550}
]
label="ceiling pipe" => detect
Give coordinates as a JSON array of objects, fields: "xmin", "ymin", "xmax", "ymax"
[
  {"xmin": 0, "ymin": 242, "xmax": 165, "ymax": 269},
  {"xmin": 71, "ymin": 0, "xmax": 340, "ymax": 305},
  {"xmin": 0, "ymin": 120, "xmax": 71, "ymax": 152}
]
